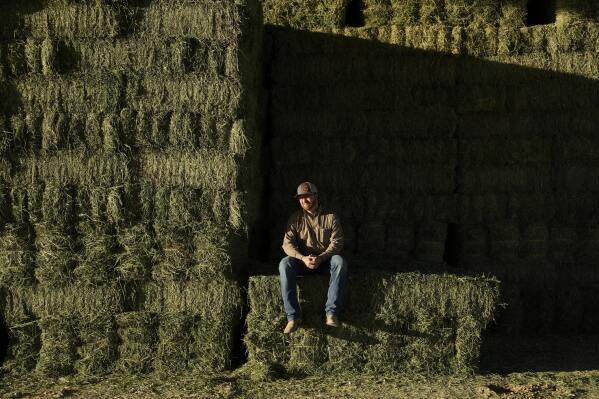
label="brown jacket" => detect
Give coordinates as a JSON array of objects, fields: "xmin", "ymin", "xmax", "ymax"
[{"xmin": 282, "ymin": 207, "xmax": 344, "ymax": 262}]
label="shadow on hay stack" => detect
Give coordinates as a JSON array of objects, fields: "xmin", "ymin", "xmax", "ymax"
[{"xmin": 0, "ymin": 0, "xmax": 262, "ymax": 377}]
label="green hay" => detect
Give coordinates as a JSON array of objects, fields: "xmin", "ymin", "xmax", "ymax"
[
  {"xmin": 16, "ymin": 73, "xmax": 123, "ymax": 114},
  {"xmin": 2, "ymin": 292, "xmax": 40, "ymax": 374},
  {"xmin": 444, "ymin": 0, "xmax": 499, "ymax": 27},
  {"xmin": 116, "ymin": 224, "xmax": 156, "ymax": 282},
  {"xmin": 261, "ymin": 0, "xmax": 346, "ymax": 30},
  {"xmin": 363, "ymin": 1, "xmax": 391, "ymax": 28},
  {"xmin": 25, "ymin": 39, "xmax": 42, "ymax": 74},
  {"xmin": 0, "ymin": 224, "xmax": 35, "ymax": 287},
  {"xmin": 18, "ymin": 152, "xmax": 129, "ymax": 187},
  {"xmin": 404, "ymin": 24, "xmax": 453, "ymax": 52},
  {"xmin": 192, "ymin": 226, "xmax": 234, "ymax": 279},
  {"xmin": 168, "ymin": 111, "xmax": 201, "ymax": 149},
  {"xmin": 22, "ymin": 3, "xmax": 122, "ymax": 39},
  {"xmin": 420, "ymin": 0, "xmax": 446, "ymax": 24},
  {"xmin": 152, "ymin": 227, "xmax": 194, "ymax": 282},
  {"xmin": 499, "ymin": 0, "xmax": 527, "ymax": 29},
  {"xmin": 245, "ymin": 271, "xmax": 499, "ymax": 375},
  {"xmin": 75, "ymin": 313, "xmax": 118, "ymax": 376},
  {"xmin": 74, "ymin": 231, "xmax": 116, "ymax": 286},
  {"xmin": 140, "ymin": 151, "xmax": 236, "ymax": 191},
  {"xmin": 154, "ymin": 312, "xmax": 192, "ymax": 374},
  {"xmin": 41, "ymin": 38, "xmax": 56, "ymax": 75},
  {"xmin": 140, "ymin": 2, "xmax": 243, "ymax": 43},
  {"xmin": 34, "ymin": 223, "xmax": 77, "ymax": 287},
  {"xmin": 36, "ymin": 315, "xmax": 77, "ymax": 377},
  {"xmin": 41, "ymin": 183, "xmax": 76, "ymax": 229},
  {"xmin": 116, "ymin": 311, "xmax": 158, "ymax": 374},
  {"xmin": 125, "ymin": 74, "xmax": 241, "ymax": 114}
]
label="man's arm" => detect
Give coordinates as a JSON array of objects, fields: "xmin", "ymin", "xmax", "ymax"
[
  {"xmin": 317, "ymin": 215, "xmax": 344, "ymax": 263},
  {"xmin": 282, "ymin": 215, "xmax": 305, "ymax": 260}
]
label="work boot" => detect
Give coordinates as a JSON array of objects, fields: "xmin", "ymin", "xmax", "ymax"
[
  {"xmin": 325, "ymin": 314, "xmax": 339, "ymax": 327},
  {"xmin": 283, "ymin": 318, "xmax": 301, "ymax": 334}
]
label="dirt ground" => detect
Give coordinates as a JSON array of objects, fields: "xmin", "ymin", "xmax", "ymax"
[{"xmin": 2, "ymin": 335, "xmax": 598, "ymax": 399}]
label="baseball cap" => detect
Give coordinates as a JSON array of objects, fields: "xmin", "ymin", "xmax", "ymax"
[{"xmin": 294, "ymin": 182, "xmax": 318, "ymax": 198}]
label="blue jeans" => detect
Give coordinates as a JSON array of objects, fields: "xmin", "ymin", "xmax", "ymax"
[{"xmin": 278, "ymin": 255, "xmax": 348, "ymax": 321}]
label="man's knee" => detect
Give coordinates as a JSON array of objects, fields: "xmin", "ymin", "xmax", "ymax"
[
  {"xmin": 330, "ymin": 255, "xmax": 348, "ymax": 275},
  {"xmin": 279, "ymin": 256, "xmax": 296, "ymax": 275}
]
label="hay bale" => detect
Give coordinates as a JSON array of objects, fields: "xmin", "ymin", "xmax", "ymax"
[
  {"xmin": 116, "ymin": 311, "xmax": 158, "ymax": 374},
  {"xmin": 116, "ymin": 224, "xmax": 156, "ymax": 282},
  {"xmin": 22, "ymin": 3, "xmax": 122, "ymax": 39},
  {"xmin": 444, "ymin": 0, "xmax": 499, "ymax": 26},
  {"xmin": 404, "ymin": 24, "xmax": 453, "ymax": 52},
  {"xmin": 500, "ymin": 0, "xmax": 527, "ymax": 29},
  {"xmin": 41, "ymin": 183, "xmax": 76, "ymax": 229},
  {"xmin": 34, "ymin": 224, "xmax": 77, "ymax": 287},
  {"xmin": 363, "ymin": 1, "xmax": 392, "ymax": 27},
  {"xmin": 16, "ymin": 73, "xmax": 123, "ymax": 114},
  {"xmin": 390, "ymin": 0, "xmax": 419, "ymax": 25},
  {"xmin": 420, "ymin": 0, "xmax": 446, "ymax": 24},
  {"xmin": 0, "ymin": 224, "xmax": 35, "ymax": 287},
  {"xmin": 246, "ymin": 271, "xmax": 499, "ymax": 374},
  {"xmin": 0, "ymin": 41, "xmax": 27, "ymax": 76},
  {"xmin": 261, "ymin": 0, "xmax": 347, "ymax": 29},
  {"xmin": 76, "ymin": 313, "xmax": 118, "ymax": 376},
  {"xmin": 152, "ymin": 227, "xmax": 194, "ymax": 282},
  {"xmin": 2, "ymin": 292, "xmax": 40, "ymax": 374},
  {"xmin": 556, "ymin": 0, "xmax": 598, "ymax": 25},
  {"xmin": 74, "ymin": 230, "xmax": 117, "ymax": 285},
  {"xmin": 154, "ymin": 312, "xmax": 192, "ymax": 374},
  {"xmin": 36, "ymin": 315, "xmax": 77, "ymax": 377}
]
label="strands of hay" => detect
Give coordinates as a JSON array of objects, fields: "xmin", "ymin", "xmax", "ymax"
[
  {"xmin": 192, "ymin": 226, "xmax": 234, "ymax": 278},
  {"xmin": 139, "ymin": 2, "xmax": 243, "ymax": 44},
  {"xmin": 261, "ymin": 0, "xmax": 347, "ymax": 30},
  {"xmin": 22, "ymin": 3, "xmax": 122, "ymax": 39},
  {"xmin": 126, "ymin": 74, "xmax": 241, "ymax": 114},
  {"xmin": 116, "ymin": 224, "xmax": 156, "ymax": 282},
  {"xmin": 41, "ymin": 183, "xmax": 76, "ymax": 229},
  {"xmin": 3, "ymin": 317, "xmax": 40, "ymax": 374},
  {"xmin": 0, "ymin": 224, "xmax": 34, "ymax": 287},
  {"xmin": 556, "ymin": 0, "xmax": 599, "ymax": 25},
  {"xmin": 152, "ymin": 227, "xmax": 194, "ymax": 282},
  {"xmin": 36, "ymin": 315, "xmax": 77, "ymax": 377},
  {"xmin": 16, "ymin": 73, "xmax": 123, "ymax": 114},
  {"xmin": 245, "ymin": 271, "xmax": 499, "ymax": 375},
  {"xmin": 116, "ymin": 311, "xmax": 158, "ymax": 374},
  {"xmin": 74, "ymin": 230, "xmax": 117, "ymax": 285},
  {"xmin": 34, "ymin": 224, "xmax": 77, "ymax": 287},
  {"xmin": 76, "ymin": 313, "xmax": 118, "ymax": 376},
  {"xmin": 140, "ymin": 151, "xmax": 237, "ymax": 191},
  {"xmin": 153, "ymin": 312, "xmax": 192, "ymax": 374},
  {"xmin": 17, "ymin": 152, "xmax": 129, "ymax": 187}
]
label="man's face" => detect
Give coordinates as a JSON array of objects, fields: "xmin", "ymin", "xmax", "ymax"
[{"xmin": 299, "ymin": 194, "xmax": 318, "ymax": 212}]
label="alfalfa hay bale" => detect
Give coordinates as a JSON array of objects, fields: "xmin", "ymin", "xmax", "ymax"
[
  {"xmin": 116, "ymin": 224, "xmax": 156, "ymax": 282},
  {"xmin": 245, "ymin": 271, "xmax": 499, "ymax": 374},
  {"xmin": 153, "ymin": 312, "xmax": 192, "ymax": 374},
  {"xmin": 116, "ymin": 311, "xmax": 158, "ymax": 374},
  {"xmin": 444, "ymin": 0, "xmax": 499, "ymax": 26},
  {"xmin": 74, "ymin": 230, "xmax": 116, "ymax": 285},
  {"xmin": 0, "ymin": 224, "xmax": 35, "ymax": 287},
  {"xmin": 34, "ymin": 224, "xmax": 77, "ymax": 287},
  {"xmin": 261, "ymin": 0, "xmax": 347, "ymax": 30},
  {"xmin": 36, "ymin": 315, "xmax": 77, "ymax": 377},
  {"xmin": 76, "ymin": 313, "xmax": 118, "ymax": 376},
  {"xmin": 2, "ymin": 292, "xmax": 40, "ymax": 374}
]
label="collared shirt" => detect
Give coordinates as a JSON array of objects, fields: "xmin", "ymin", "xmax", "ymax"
[{"xmin": 282, "ymin": 206, "xmax": 344, "ymax": 261}]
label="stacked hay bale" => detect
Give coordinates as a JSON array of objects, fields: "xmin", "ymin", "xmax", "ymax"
[
  {"xmin": 245, "ymin": 271, "xmax": 499, "ymax": 375},
  {"xmin": 0, "ymin": 0, "xmax": 262, "ymax": 376},
  {"xmin": 260, "ymin": 0, "xmax": 599, "ymax": 340}
]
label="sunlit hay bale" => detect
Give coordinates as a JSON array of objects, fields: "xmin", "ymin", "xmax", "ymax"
[
  {"xmin": 404, "ymin": 24, "xmax": 453, "ymax": 53},
  {"xmin": 489, "ymin": 221, "xmax": 520, "ymax": 261},
  {"xmin": 0, "ymin": 224, "xmax": 35, "ymax": 287},
  {"xmin": 24, "ymin": 39, "xmax": 42, "ymax": 75},
  {"xmin": 420, "ymin": 0, "xmax": 446, "ymax": 23},
  {"xmin": 261, "ymin": 0, "xmax": 346, "ymax": 29},
  {"xmin": 2, "ymin": 292, "xmax": 40, "ymax": 374},
  {"xmin": 461, "ymin": 23, "xmax": 498, "ymax": 56},
  {"xmin": 85, "ymin": 112, "xmax": 103, "ymax": 151},
  {"xmin": 34, "ymin": 223, "xmax": 77, "ymax": 287},
  {"xmin": 36, "ymin": 315, "xmax": 77, "ymax": 377},
  {"xmin": 140, "ymin": 150, "xmax": 237, "ymax": 191},
  {"xmin": 153, "ymin": 312, "xmax": 192, "ymax": 374},
  {"xmin": 116, "ymin": 311, "xmax": 158, "ymax": 374},
  {"xmin": 22, "ymin": 3, "xmax": 122, "ymax": 39},
  {"xmin": 16, "ymin": 73, "xmax": 123, "ymax": 114},
  {"xmin": 125, "ymin": 74, "xmax": 241, "ymax": 115},
  {"xmin": 168, "ymin": 111, "xmax": 200, "ymax": 149},
  {"xmin": 500, "ymin": 0, "xmax": 526, "ymax": 29},
  {"xmin": 41, "ymin": 183, "xmax": 76, "ymax": 229},
  {"xmin": 362, "ymin": 0, "xmax": 391, "ymax": 27},
  {"xmin": 62, "ymin": 38, "xmax": 191, "ymax": 75},
  {"xmin": 152, "ymin": 226, "xmax": 194, "ymax": 282},
  {"xmin": 40, "ymin": 38, "xmax": 56, "ymax": 76},
  {"xmin": 444, "ymin": 0, "xmax": 499, "ymax": 27},
  {"xmin": 116, "ymin": 224, "xmax": 155, "ymax": 282},
  {"xmin": 191, "ymin": 226, "xmax": 233, "ymax": 279},
  {"xmin": 74, "ymin": 230, "xmax": 116, "ymax": 285},
  {"xmin": 76, "ymin": 313, "xmax": 118, "ymax": 376},
  {"xmin": 390, "ymin": 0, "xmax": 419, "ymax": 25},
  {"xmin": 556, "ymin": 0, "xmax": 598, "ymax": 25},
  {"xmin": 21, "ymin": 152, "xmax": 129, "ymax": 187},
  {"xmin": 144, "ymin": 279, "xmax": 243, "ymax": 371},
  {"xmin": 245, "ymin": 272, "xmax": 499, "ymax": 375}
]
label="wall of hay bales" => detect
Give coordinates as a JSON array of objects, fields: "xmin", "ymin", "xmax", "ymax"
[
  {"xmin": 0, "ymin": 0, "xmax": 262, "ymax": 376},
  {"xmin": 260, "ymin": 0, "xmax": 599, "ymax": 335}
]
